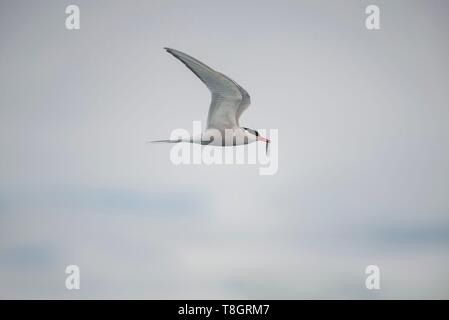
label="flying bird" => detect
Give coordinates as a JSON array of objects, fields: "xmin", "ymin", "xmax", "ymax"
[{"xmin": 151, "ymin": 48, "xmax": 270, "ymax": 153}]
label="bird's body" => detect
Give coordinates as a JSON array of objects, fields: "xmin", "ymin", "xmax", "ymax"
[
  {"xmin": 151, "ymin": 48, "xmax": 270, "ymax": 151},
  {"xmin": 152, "ymin": 128, "xmax": 256, "ymax": 146}
]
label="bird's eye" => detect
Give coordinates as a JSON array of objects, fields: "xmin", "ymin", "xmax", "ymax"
[{"xmin": 255, "ymin": 131, "xmax": 259, "ymax": 137}]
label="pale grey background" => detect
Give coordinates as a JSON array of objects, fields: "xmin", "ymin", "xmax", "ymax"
[{"xmin": 1, "ymin": 0, "xmax": 449, "ymax": 298}]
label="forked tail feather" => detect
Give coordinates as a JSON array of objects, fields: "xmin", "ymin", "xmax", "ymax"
[{"xmin": 147, "ymin": 139, "xmax": 182, "ymax": 144}]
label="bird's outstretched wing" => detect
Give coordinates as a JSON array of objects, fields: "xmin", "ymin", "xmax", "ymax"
[{"xmin": 165, "ymin": 48, "xmax": 251, "ymax": 130}]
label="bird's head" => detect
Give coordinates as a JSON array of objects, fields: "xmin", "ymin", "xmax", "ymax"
[
  {"xmin": 242, "ymin": 127, "xmax": 270, "ymax": 155},
  {"xmin": 242, "ymin": 127, "xmax": 270, "ymax": 143}
]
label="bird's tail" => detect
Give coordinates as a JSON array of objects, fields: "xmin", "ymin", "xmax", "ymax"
[{"xmin": 147, "ymin": 139, "xmax": 183, "ymax": 144}]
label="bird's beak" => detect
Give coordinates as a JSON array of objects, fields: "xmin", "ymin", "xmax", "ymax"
[
  {"xmin": 257, "ymin": 136, "xmax": 270, "ymax": 143},
  {"xmin": 257, "ymin": 136, "xmax": 270, "ymax": 155}
]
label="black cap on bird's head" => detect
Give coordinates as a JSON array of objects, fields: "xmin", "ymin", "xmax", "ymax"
[{"xmin": 242, "ymin": 127, "xmax": 270, "ymax": 143}]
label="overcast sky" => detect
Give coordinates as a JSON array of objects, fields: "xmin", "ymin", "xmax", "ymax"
[{"xmin": 1, "ymin": 0, "xmax": 449, "ymax": 298}]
